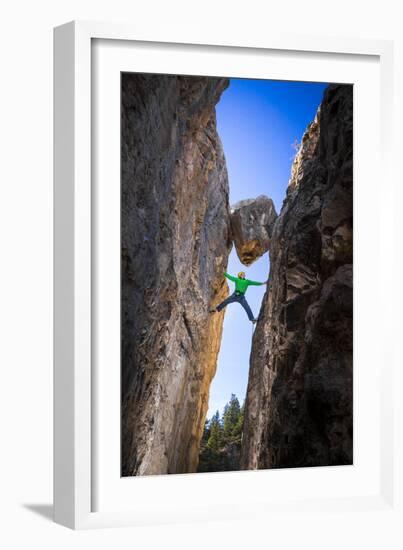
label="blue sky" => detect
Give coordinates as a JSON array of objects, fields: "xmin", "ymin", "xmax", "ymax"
[{"xmin": 207, "ymin": 78, "xmax": 328, "ymax": 417}]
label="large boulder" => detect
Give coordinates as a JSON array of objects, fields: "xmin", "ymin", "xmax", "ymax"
[{"xmin": 230, "ymin": 195, "xmax": 278, "ymax": 265}]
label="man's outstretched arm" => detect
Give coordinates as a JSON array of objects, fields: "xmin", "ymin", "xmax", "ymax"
[
  {"xmin": 246, "ymin": 278, "xmax": 269, "ymax": 286},
  {"xmin": 224, "ymin": 271, "xmax": 237, "ymax": 282}
]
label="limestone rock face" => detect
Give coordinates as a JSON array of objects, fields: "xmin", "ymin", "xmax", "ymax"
[
  {"xmin": 121, "ymin": 74, "xmax": 231, "ymax": 476},
  {"xmin": 230, "ymin": 195, "xmax": 278, "ymax": 265},
  {"xmin": 241, "ymin": 84, "xmax": 353, "ymax": 469}
]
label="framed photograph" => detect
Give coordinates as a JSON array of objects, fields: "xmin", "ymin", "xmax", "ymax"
[{"xmin": 54, "ymin": 21, "xmax": 396, "ymax": 529}]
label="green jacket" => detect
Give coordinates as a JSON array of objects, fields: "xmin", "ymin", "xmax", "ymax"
[{"xmin": 224, "ymin": 272, "xmax": 264, "ymax": 295}]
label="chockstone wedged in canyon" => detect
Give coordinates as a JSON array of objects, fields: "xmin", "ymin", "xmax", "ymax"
[
  {"xmin": 230, "ymin": 195, "xmax": 278, "ymax": 265},
  {"xmin": 121, "ymin": 76, "xmax": 353, "ymax": 476}
]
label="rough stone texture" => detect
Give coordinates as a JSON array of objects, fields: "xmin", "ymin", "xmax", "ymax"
[
  {"xmin": 230, "ymin": 195, "xmax": 278, "ymax": 265},
  {"xmin": 121, "ymin": 74, "xmax": 231, "ymax": 476},
  {"xmin": 241, "ymin": 84, "xmax": 353, "ymax": 469}
]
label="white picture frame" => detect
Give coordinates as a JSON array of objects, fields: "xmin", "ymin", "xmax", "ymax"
[{"xmin": 54, "ymin": 20, "xmax": 398, "ymax": 530}]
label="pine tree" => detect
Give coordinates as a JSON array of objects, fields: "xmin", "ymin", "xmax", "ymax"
[
  {"xmin": 200, "ymin": 419, "xmax": 210, "ymax": 445},
  {"xmin": 207, "ymin": 410, "xmax": 222, "ymax": 451},
  {"xmin": 223, "ymin": 394, "xmax": 241, "ymax": 438},
  {"xmin": 198, "ymin": 395, "xmax": 245, "ymax": 473},
  {"xmin": 233, "ymin": 401, "xmax": 244, "ymax": 444}
]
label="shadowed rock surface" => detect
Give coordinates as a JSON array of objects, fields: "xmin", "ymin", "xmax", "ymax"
[
  {"xmin": 241, "ymin": 84, "xmax": 353, "ymax": 469},
  {"xmin": 230, "ymin": 195, "xmax": 278, "ymax": 265},
  {"xmin": 121, "ymin": 74, "xmax": 231, "ymax": 476}
]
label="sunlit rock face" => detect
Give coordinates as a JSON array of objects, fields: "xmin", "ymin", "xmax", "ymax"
[
  {"xmin": 230, "ymin": 195, "xmax": 278, "ymax": 265},
  {"xmin": 121, "ymin": 74, "xmax": 231, "ymax": 476},
  {"xmin": 241, "ymin": 84, "xmax": 353, "ymax": 470}
]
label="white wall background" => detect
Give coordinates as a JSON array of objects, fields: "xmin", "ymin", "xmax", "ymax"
[{"xmin": 0, "ymin": 0, "xmax": 401, "ymax": 547}]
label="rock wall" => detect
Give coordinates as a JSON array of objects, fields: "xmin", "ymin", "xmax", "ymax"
[
  {"xmin": 121, "ymin": 74, "xmax": 231, "ymax": 476},
  {"xmin": 241, "ymin": 84, "xmax": 353, "ymax": 469}
]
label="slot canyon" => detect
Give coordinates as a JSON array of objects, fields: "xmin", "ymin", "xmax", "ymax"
[{"xmin": 121, "ymin": 74, "xmax": 353, "ymax": 476}]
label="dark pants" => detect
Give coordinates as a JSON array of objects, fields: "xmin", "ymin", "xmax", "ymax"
[{"xmin": 216, "ymin": 292, "xmax": 255, "ymax": 321}]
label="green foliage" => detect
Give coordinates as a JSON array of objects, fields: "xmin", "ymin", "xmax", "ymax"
[
  {"xmin": 197, "ymin": 394, "xmax": 245, "ymax": 473},
  {"xmin": 207, "ymin": 410, "xmax": 223, "ymax": 451},
  {"xmin": 223, "ymin": 394, "xmax": 242, "ymax": 439}
]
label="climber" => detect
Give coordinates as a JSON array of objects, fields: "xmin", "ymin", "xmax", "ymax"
[{"xmin": 209, "ymin": 271, "xmax": 268, "ymax": 323}]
